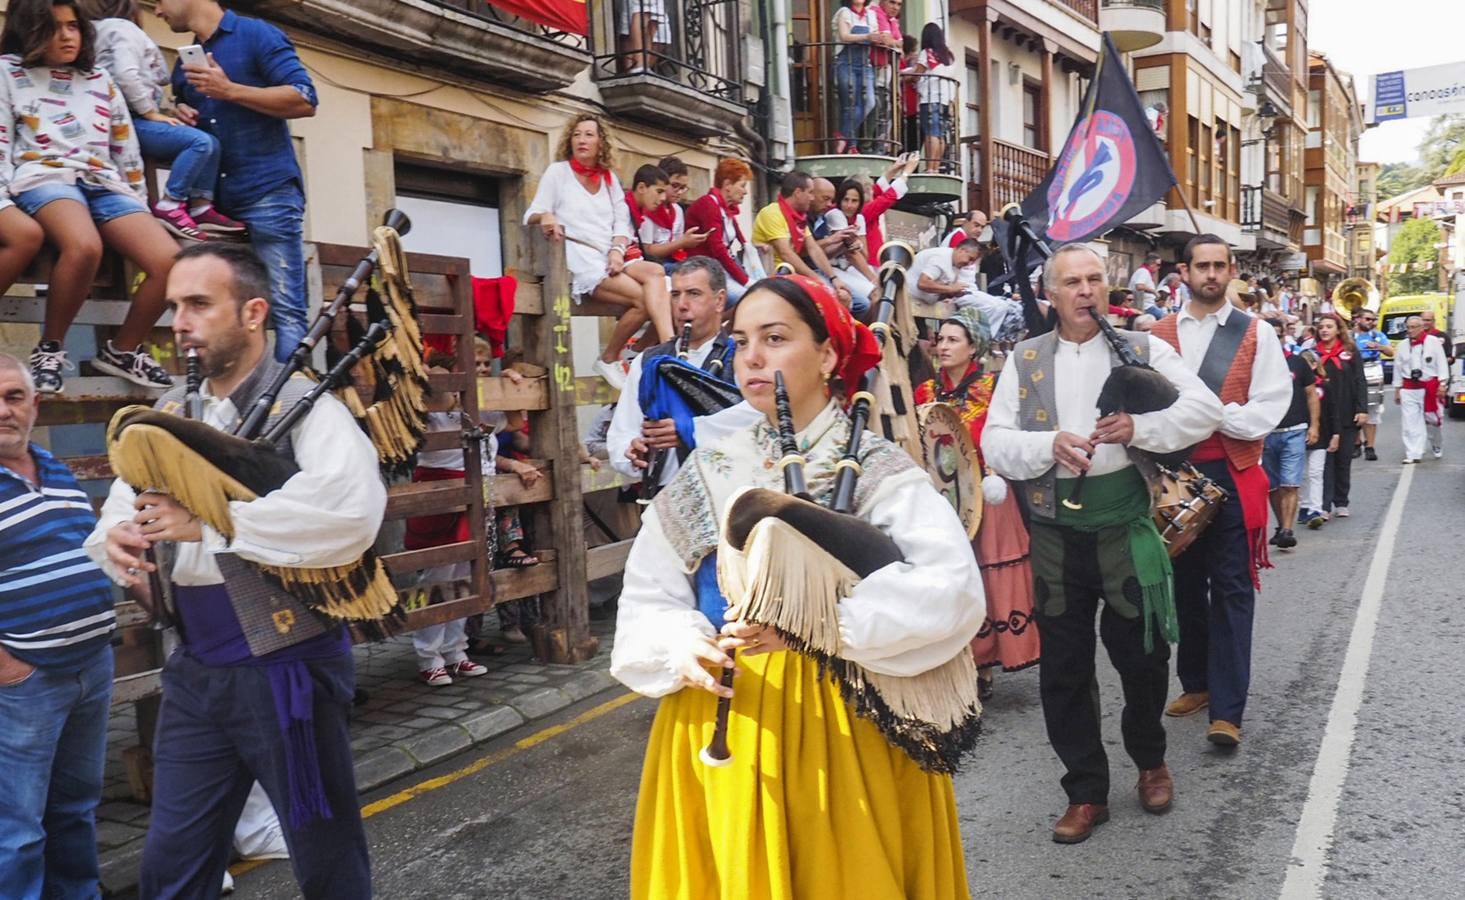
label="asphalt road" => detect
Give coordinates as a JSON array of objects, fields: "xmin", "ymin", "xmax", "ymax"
[{"xmin": 234, "ymin": 417, "xmax": 1465, "ymax": 900}]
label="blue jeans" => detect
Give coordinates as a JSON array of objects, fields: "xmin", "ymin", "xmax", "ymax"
[
  {"xmin": 834, "ymin": 40, "xmax": 875, "ymax": 143},
  {"xmin": 225, "ymin": 185, "xmax": 308, "ymax": 360},
  {"xmin": 140, "ymin": 650, "xmax": 371, "ymax": 899},
  {"xmin": 13, "ymin": 181, "xmax": 147, "ymax": 224},
  {"xmin": 0, "ymin": 648, "xmax": 114, "ymax": 900},
  {"xmin": 134, "ymin": 117, "xmax": 221, "ymax": 203}
]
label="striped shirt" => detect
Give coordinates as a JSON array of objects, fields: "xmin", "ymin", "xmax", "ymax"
[{"xmin": 0, "ymin": 444, "xmax": 116, "ymax": 670}]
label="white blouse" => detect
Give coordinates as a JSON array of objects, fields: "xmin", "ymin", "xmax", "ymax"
[{"xmin": 524, "ymin": 160, "xmax": 633, "ymax": 299}]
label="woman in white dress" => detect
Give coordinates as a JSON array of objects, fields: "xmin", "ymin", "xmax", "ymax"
[{"xmin": 526, "ymin": 114, "xmax": 673, "ymax": 387}]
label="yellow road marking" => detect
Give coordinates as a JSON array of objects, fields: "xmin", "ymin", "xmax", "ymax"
[{"xmin": 229, "ymin": 690, "xmax": 640, "ymax": 878}]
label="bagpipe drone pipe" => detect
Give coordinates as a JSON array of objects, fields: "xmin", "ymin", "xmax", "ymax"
[
  {"xmin": 105, "ymin": 210, "xmax": 431, "ymax": 636},
  {"xmin": 701, "ymin": 380, "xmax": 983, "ymax": 773}
]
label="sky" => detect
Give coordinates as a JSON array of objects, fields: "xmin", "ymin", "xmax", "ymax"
[{"xmin": 1309, "ymin": 0, "xmax": 1465, "ymax": 165}]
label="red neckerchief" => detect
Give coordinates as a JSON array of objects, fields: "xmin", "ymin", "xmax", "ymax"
[
  {"xmin": 645, "ymin": 201, "xmax": 677, "ymax": 230},
  {"xmin": 777, "ymin": 195, "xmax": 807, "ymax": 256},
  {"xmin": 569, "ymin": 157, "xmax": 608, "ymax": 191},
  {"xmin": 937, "ymin": 361, "xmax": 983, "ymax": 402},
  {"xmin": 1410, "ymin": 333, "xmax": 1427, "ymax": 347},
  {"xmin": 711, "ymin": 186, "xmax": 740, "ymax": 217},
  {"xmin": 624, "ymin": 190, "xmax": 646, "ymax": 231},
  {"xmin": 1315, "ymin": 339, "xmax": 1347, "ymax": 370}
]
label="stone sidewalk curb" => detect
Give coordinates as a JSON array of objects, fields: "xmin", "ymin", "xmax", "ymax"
[{"xmin": 98, "ymin": 664, "xmax": 619, "ymax": 897}]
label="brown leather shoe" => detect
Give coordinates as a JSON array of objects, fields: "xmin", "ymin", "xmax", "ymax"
[
  {"xmin": 1052, "ymin": 803, "xmax": 1110, "ymax": 844},
  {"xmin": 1165, "ymin": 691, "xmax": 1209, "ymax": 717},
  {"xmin": 1207, "ymin": 719, "xmax": 1242, "ymax": 747},
  {"xmin": 1137, "ymin": 765, "xmax": 1173, "ymax": 813}
]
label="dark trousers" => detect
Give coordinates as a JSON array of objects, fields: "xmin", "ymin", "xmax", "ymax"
[
  {"xmin": 139, "ymin": 651, "xmax": 371, "ymax": 899},
  {"xmin": 1034, "ymin": 528, "xmax": 1170, "ymax": 805},
  {"xmin": 1322, "ymin": 426, "xmax": 1359, "ymax": 511},
  {"xmin": 1173, "ymin": 459, "xmax": 1256, "ymax": 726}
]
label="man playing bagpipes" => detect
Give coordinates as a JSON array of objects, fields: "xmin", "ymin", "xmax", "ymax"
[
  {"xmin": 84, "ymin": 244, "xmax": 383, "ymax": 897},
  {"xmin": 611, "ymin": 274, "xmax": 984, "ymax": 899},
  {"xmin": 608, "ymin": 257, "xmax": 758, "ymax": 493},
  {"xmin": 1154, "ymin": 235, "xmax": 1291, "ymax": 748},
  {"xmin": 982, "ymin": 243, "xmax": 1223, "ymax": 844}
]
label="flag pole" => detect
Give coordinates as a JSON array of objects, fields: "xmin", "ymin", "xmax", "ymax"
[{"xmin": 1172, "ymin": 185, "xmax": 1206, "ymax": 234}]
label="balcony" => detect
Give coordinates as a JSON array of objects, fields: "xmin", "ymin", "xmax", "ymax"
[
  {"xmin": 1056, "ymin": 0, "xmax": 1100, "ymax": 26},
  {"xmin": 790, "ymin": 41, "xmax": 962, "ymax": 204},
  {"xmin": 1241, "ymin": 185, "xmax": 1306, "ymax": 250},
  {"xmin": 233, "ymin": 0, "xmax": 590, "ymax": 92},
  {"xmin": 972, "ymin": 138, "xmax": 1050, "ymax": 216},
  {"xmin": 590, "ymin": 0, "xmax": 748, "ymax": 138},
  {"xmin": 1100, "ymin": 0, "xmax": 1164, "ymax": 52}
]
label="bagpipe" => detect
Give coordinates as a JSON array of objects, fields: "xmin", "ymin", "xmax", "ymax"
[
  {"xmin": 638, "ymin": 324, "xmax": 742, "ymax": 501},
  {"xmin": 105, "ymin": 210, "xmax": 431, "ymax": 636},
  {"xmin": 701, "ymin": 376, "xmax": 983, "ymax": 774}
]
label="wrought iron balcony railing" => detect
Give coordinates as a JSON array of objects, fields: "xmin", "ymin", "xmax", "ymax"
[
  {"xmin": 591, "ymin": 0, "xmax": 742, "ymax": 105},
  {"xmin": 431, "ymin": 0, "xmax": 589, "ymax": 50}
]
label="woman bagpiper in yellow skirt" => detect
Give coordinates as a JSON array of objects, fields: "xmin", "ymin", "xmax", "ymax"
[{"xmin": 611, "ymin": 276, "xmax": 986, "ymax": 899}]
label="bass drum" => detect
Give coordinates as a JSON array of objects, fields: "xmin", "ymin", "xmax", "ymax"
[
  {"xmin": 916, "ymin": 403, "xmax": 982, "ymax": 538},
  {"xmin": 1152, "ymin": 462, "xmax": 1228, "ymax": 558}
]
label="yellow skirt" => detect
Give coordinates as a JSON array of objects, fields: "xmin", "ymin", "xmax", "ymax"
[{"xmin": 630, "ymin": 650, "xmax": 971, "ymax": 900}]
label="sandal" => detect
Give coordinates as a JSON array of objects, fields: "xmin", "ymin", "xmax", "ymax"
[{"xmin": 498, "ymin": 544, "xmax": 540, "ymax": 568}]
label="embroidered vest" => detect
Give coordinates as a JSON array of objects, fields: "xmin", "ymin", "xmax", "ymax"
[
  {"xmin": 1012, "ymin": 329, "xmax": 1156, "ymax": 520},
  {"xmin": 1151, "ymin": 313, "xmax": 1262, "ymax": 470},
  {"xmin": 153, "ymin": 359, "xmax": 336, "ymax": 656}
]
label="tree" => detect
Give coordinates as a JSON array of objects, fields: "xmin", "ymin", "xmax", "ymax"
[
  {"xmin": 1387, "ymin": 217, "xmax": 1442, "ymax": 295},
  {"xmin": 1377, "ymin": 161, "xmax": 1430, "ymax": 200},
  {"xmin": 1418, "ymin": 115, "xmax": 1465, "ymax": 179}
]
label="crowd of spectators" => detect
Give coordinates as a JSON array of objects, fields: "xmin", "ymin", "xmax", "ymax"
[{"xmin": 0, "ymin": 0, "xmax": 316, "ymax": 394}]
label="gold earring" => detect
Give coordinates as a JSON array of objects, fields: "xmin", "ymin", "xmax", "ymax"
[{"xmin": 249, "ymin": 324, "xmax": 257, "ymax": 332}]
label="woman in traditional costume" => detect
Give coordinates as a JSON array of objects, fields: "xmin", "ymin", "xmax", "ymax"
[
  {"xmin": 611, "ymin": 275, "xmax": 984, "ymax": 900},
  {"xmin": 913, "ymin": 308, "xmax": 1039, "ymax": 700}
]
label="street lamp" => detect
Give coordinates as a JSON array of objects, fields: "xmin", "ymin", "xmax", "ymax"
[{"xmin": 1258, "ymin": 99, "xmax": 1279, "ymax": 193}]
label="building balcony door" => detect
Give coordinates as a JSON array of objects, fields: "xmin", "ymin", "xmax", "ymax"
[{"xmin": 791, "ymin": 0, "xmax": 832, "ymax": 155}]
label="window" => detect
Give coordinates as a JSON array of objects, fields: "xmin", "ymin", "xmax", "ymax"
[
  {"xmin": 1022, "ymin": 81, "xmax": 1043, "ymax": 151},
  {"xmin": 1305, "ymin": 185, "xmax": 1320, "ymax": 227},
  {"xmin": 1188, "ymin": 0, "xmax": 1199, "ymax": 37},
  {"xmin": 394, "ymin": 162, "xmax": 504, "ymax": 277},
  {"xmin": 963, "ymin": 57, "xmax": 982, "ymax": 139},
  {"xmin": 1188, "ymin": 116, "xmax": 1200, "ymax": 204},
  {"xmin": 1307, "ymin": 90, "xmax": 1322, "ymax": 129}
]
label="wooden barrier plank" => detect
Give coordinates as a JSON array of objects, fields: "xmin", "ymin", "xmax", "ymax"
[
  {"xmin": 478, "ymin": 375, "xmax": 549, "ymax": 411},
  {"xmin": 574, "ymin": 377, "xmax": 620, "ymax": 406},
  {"xmin": 428, "ymin": 371, "xmax": 471, "ymax": 393},
  {"xmin": 397, "ymin": 564, "xmax": 557, "ymax": 630},
  {"xmin": 587, "ymin": 539, "xmax": 634, "ymax": 581},
  {"xmin": 385, "ymin": 481, "xmax": 475, "ymax": 519},
  {"xmin": 494, "ymin": 460, "xmax": 553, "ymax": 506},
  {"xmin": 514, "ymin": 278, "xmax": 544, "ymax": 316},
  {"xmin": 67, "ymin": 455, "xmax": 115, "ymax": 481},
  {"xmin": 111, "ymin": 670, "xmax": 162, "ymax": 706},
  {"xmin": 419, "ymin": 313, "xmax": 464, "ymax": 334},
  {"xmin": 0, "ymin": 298, "xmax": 173, "ymax": 328}
]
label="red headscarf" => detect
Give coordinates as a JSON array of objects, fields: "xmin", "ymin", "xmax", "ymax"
[{"xmin": 780, "ymin": 275, "xmax": 882, "ymax": 390}]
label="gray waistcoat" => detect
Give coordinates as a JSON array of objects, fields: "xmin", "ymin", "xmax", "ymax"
[
  {"xmin": 1012, "ymin": 329, "xmax": 1157, "ymax": 520},
  {"xmin": 154, "ymin": 358, "xmax": 335, "ymax": 656}
]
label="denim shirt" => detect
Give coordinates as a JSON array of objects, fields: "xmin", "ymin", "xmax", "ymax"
[{"xmin": 171, "ymin": 10, "xmax": 316, "ymax": 211}]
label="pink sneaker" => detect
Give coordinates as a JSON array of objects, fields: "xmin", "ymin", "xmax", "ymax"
[
  {"xmin": 450, "ymin": 659, "xmax": 488, "ymax": 678},
  {"xmin": 152, "ymin": 203, "xmax": 208, "ymax": 242},
  {"xmin": 191, "ymin": 206, "xmax": 249, "ymax": 235}
]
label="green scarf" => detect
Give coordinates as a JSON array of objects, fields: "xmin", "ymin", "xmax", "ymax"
[{"xmin": 1038, "ymin": 468, "xmax": 1176, "ymax": 652}]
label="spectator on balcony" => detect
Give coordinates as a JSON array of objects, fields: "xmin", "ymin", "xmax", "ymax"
[
  {"xmin": 159, "ymin": 0, "xmax": 317, "ymax": 363},
  {"xmin": 750, "ymin": 171, "xmax": 848, "ymax": 305},
  {"xmin": 627, "ymin": 163, "xmax": 708, "ymax": 273},
  {"xmin": 900, "ymin": 34, "xmax": 919, "ymax": 153},
  {"xmin": 685, "ymin": 157, "xmax": 756, "ymax": 306},
  {"xmin": 617, "ymin": 0, "xmax": 670, "ymax": 75},
  {"xmin": 909, "ymin": 22, "xmax": 955, "ymax": 174},
  {"xmin": 831, "ymin": 0, "xmax": 893, "ymax": 155},
  {"xmin": 0, "ymin": 0, "xmax": 178, "ymax": 394},
  {"xmin": 0, "ymin": 210, "xmax": 43, "ymax": 312},
  {"xmin": 657, "ymin": 154, "xmax": 691, "ymax": 210},
  {"xmin": 85, "ymin": 0, "xmax": 247, "ymax": 242},
  {"xmin": 943, "ymin": 210, "xmax": 989, "ymax": 250},
  {"xmin": 863, "ymin": 152, "xmax": 920, "ymax": 259},
  {"xmin": 825, "ymin": 177, "xmax": 895, "ymax": 316},
  {"xmin": 527, "ymin": 114, "xmax": 673, "ymax": 389},
  {"xmin": 863, "ymin": 0, "xmax": 903, "ymax": 154}
]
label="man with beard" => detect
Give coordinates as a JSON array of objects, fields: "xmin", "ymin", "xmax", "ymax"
[
  {"xmin": 1152, "ymin": 235, "xmax": 1290, "ymax": 748},
  {"xmin": 86, "ymin": 243, "xmax": 381, "ymax": 897}
]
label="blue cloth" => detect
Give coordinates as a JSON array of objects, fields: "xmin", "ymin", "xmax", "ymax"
[
  {"xmin": 227, "ymin": 184, "xmax": 309, "ymax": 360},
  {"xmin": 1263, "ymin": 428, "xmax": 1307, "ymax": 489},
  {"xmin": 0, "ymin": 646, "xmax": 112, "ymax": 900},
  {"xmin": 140, "ymin": 650, "xmax": 371, "ymax": 898},
  {"xmin": 638, "ymin": 355, "xmax": 739, "ymax": 448},
  {"xmin": 695, "ymin": 555, "xmax": 727, "ymax": 631},
  {"xmin": 0, "ymin": 445, "xmax": 116, "ymax": 671},
  {"xmin": 134, "ymin": 117, "xmax": 221, "ymax": 202},
  {"xmin": 1354, "ymin": 328, "xmax": 1391, "ymax": 361},
  {"xmin": 1173, "ymin": 460, "xmax": 1256, "ymax": 726},
  {"xmin": 12, "ymin": 181, "xmax": 146, "ymax": 225},
  {"xmin": 834, "ymin": 31, "xmax": 875, "ymax": 143},
  {"xmin": 170, "ymin": 9, "xmax": 316, "ymax": 212}
]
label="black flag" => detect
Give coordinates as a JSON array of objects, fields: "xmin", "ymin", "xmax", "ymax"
[{"xmin": 1019, "ymin": 33, "xmax": 1178, "ymax": 245}]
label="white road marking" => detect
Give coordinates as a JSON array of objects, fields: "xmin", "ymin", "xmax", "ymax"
[{"xmin": 1279, "ymin": 464, "xmax": 1415, "ymax": 899}]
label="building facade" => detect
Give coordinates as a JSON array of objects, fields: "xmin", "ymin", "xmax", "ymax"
[{"xmin": 1302, "ymin": 50, "xmax": 1363, "ymax": 286}]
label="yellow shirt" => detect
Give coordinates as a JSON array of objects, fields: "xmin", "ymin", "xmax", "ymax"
[{"xmin": 751, "ymin": 201, "xmax": 794, "ymax": 267}]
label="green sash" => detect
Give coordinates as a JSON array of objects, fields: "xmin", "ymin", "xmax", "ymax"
[{"xmin": 1031, "ymin": 468, "xmax": 1176, "ymax": 651}]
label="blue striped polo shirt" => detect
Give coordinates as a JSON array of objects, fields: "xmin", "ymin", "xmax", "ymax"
[{"xmin": 0, "ymin": 444, "xmax": 116, "ymax": 670}]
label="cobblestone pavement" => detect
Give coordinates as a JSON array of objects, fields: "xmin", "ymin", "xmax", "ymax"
[{"xmin": 97, "ymin": 614, "xmax": 618, "ymax": 897}]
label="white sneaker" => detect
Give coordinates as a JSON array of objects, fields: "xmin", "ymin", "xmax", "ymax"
[
  {"xmin": 1432, "ymin": 448, "xmax": 1444, "ymax": 459},
  {"xmin": 593, "ymin": 357, "xmax": 628, "ymax": 391},
  {"xmin": 222, "ymin": 869, "xmax": 235, "ymax": 894},
  {"xmin": 1403, "ymin": 458, "xmax": 1420, "ymax": 464},
  {"xmin": 1334, "ymin": 507, "xmax": 1349, "ymax": 518}
]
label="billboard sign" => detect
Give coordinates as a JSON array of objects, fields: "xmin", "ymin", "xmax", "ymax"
[{"xmin": 1370, "ymin": 63, "xmax": 1465, "ymax": 123}]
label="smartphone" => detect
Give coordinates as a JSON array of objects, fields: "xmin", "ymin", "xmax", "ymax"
[{"xmin": 177, "ymin": 44, "xmax": 208, "ymax": 68}]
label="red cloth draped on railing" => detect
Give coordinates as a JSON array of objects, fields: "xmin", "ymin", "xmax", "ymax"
[
  {"xmin": 488, "ymin": 0, "xmax": 587, "ymax": 36},
  {"xmin": 473, "ymin": 274, "xmax": 518, "ymax": 358}
]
